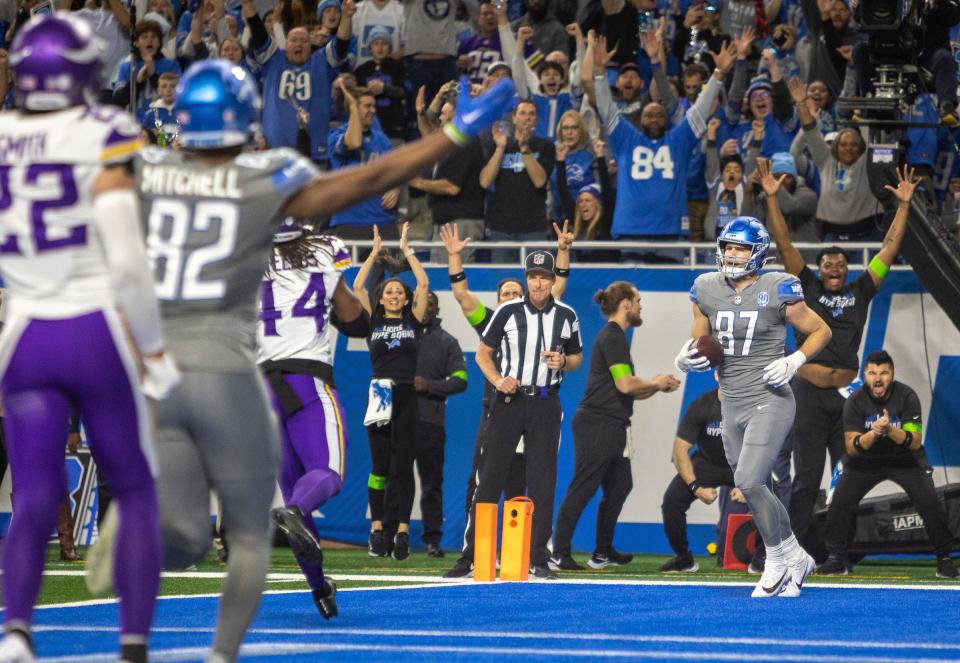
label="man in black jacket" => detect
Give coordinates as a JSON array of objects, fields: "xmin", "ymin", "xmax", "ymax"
[{"xmin": 413, "ymin": 292, "xmax": 468, "ymax": 557}]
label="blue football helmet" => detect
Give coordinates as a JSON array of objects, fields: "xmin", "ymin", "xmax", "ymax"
[
  {"xmin": 716, "ymin": 217, "xmax": 770, "ymax": 279},
  {"xmin": 175, "ymin": 60, "xmax": 259, "ymax": 149}
]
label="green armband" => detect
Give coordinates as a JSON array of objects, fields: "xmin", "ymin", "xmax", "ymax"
[
  {"xmin": 903, "ymin": 422, "xmax": 922, "ymax": 434},
  {"xmin": 450, "ymin": 369, "xmax": 468, "ymax": 381},
  {"xmin": 868, "ymin": 255, "xmax": 889, "ymax": 281},
  {"xmin": 609, "ymin": 363, "xmax": 634, "ymax": 380},
  {"xmin": 368, "ymin": 474, "xmax": 387, "ymax": 490},
  {"xmin": 443, "ymin": 123, "xmax": 470, "ymax": 147},
  {"xmin": 466, "ymin": 306, "xmax": 488, "ymax": 327}
]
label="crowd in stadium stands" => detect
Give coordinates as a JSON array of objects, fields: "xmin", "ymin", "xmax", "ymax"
[{"xmin": 2, "ymin": 0, "xmax": 959, "ymax": 254}]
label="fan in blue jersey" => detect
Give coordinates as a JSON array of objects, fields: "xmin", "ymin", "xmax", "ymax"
[
  {"xmin": 242, "ymin": 0, "xmax": 354, "ymax": 165},
  {"xmin": 732, "ymin": 52, "xmax": 799, "ymax": 158},
  {"xmin": 581, "ymin": 31, "xmax": 735, "ymax": 247},
  {"xmin": 674, "ymin": 215, "xmax": 832, "ymax": 598},
  {"xmin": 513, "ymin": 26, "xmax": 573, "ymax": 140}
]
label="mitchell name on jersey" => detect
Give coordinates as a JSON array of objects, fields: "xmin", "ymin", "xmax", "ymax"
[{"xmin": 140, "ymin": 164, "xmax": 244, "ymax": 199}]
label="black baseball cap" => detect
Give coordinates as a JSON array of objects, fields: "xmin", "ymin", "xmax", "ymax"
[{"xmin": 524, "ymin": 250, "xmax": 556, "ymax": 276}]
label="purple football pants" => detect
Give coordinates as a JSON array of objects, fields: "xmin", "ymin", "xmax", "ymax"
[
  {"xmin": 267, "ymin": 374, "xmax": 346, "ymax": 591},
  {"xmin": 0, "ymin": 311, "xmax": 161, "ymax": 639}
]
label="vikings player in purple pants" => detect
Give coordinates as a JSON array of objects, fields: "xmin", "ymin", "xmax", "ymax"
[
  {"xmin": 258, "ymin": 224, "xmax": 369, "ymax": 619},
  {"xmin": 0, "ymin": 14, "xmax": 178, "ymax": 663}
]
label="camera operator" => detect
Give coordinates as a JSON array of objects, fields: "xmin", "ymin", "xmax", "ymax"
[{"xmin": 818, "ymin": 351, "xmax": 959, "ymax": 579}]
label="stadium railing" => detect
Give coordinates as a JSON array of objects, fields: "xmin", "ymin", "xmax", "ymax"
[{"xmin": 341, "ymin": 240, "xmax": 909, "ymax": 269}]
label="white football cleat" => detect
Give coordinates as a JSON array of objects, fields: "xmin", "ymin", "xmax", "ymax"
[
  {"xmin": 0, "ymin": 632, "xmax": 36, "ymax": 663},
  {"xmin": 751, "ymin": 560, "xmax": 790, "ymax": 598},
  {"xmin": 780, "ymin": 551, "xmax": 816, "ymax": 598},
  {"xmin": 85, "ymin": 503, "xmax": 119, "ymax": 597}
]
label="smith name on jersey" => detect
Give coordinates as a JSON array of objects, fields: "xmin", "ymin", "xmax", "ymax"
[{"xmin": 0, "ymin": 105, "xmax": 142, "ymax": 320}]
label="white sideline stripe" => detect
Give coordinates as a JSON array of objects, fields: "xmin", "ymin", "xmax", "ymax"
[
  {"xmin": 41, "ymin": 641, "xmax": 960, "ymax": 663},
  {"xmin": 30, "ymin": 625, "xmax": 960, "ymax": 652},
  {"xmin": 40, "ymin": 570, "xmax": 960, "ymax": 591},
  {"xmin": 35, "ymin": 582, "xmax": 469, "ymax": 610}
]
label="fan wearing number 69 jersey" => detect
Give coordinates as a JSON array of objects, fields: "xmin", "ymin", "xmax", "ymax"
[
  {"xmin": 256, "ymin": 223, "xmax": 370, "ymax": 620},
  {"xmin": 133, "ymin": 60, "xmax": 516, "ymax": 661},
  {"xmin": 0, "ymin": 13, "xmax": 176, "ymax": 663},
  {"xmin": 675, "ymin": 216, "xmax": 831, "ymax": 600}
]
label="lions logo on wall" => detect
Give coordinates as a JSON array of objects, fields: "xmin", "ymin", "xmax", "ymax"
[{"xmin": 425, "ymin": 0, "xmax": 451, "ymax": 19}]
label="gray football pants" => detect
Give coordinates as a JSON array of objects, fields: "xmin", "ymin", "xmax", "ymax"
[
  {"xmin": 721, "ymin": 387, "xmax": 796, "ymax": 548},
  {"xmin": 154, "ymin": 369, "xmax": 280, "ymax": 662}
]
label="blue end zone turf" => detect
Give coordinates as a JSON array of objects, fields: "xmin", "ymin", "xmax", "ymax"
[{"xmin": 25, "ymin": 582, "xmax": 960, "ymax": 661}]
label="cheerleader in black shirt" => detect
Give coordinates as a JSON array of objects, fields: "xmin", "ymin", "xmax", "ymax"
[{"xmin": 354, "ymin": 223, "xmax": 429, "ymax": 561}]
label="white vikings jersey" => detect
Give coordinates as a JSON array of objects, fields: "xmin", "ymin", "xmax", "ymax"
[
  {"xmin": 257, "ymin": 236, "xmax": 352, "ymax": 365},
  {"xmin": 0, "ymin": 105, "xmax": 142, "ymax": 320}
]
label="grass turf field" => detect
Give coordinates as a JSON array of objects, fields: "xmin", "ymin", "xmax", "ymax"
[{"xmin": 36, "ymin": 543, "xmax": 956, "ymax": 605}]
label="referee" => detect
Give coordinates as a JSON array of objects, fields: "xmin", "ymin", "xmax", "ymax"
[
  {"xmin": 551, "ymin": 282, "xmax": 680, "ymax": 571},
  {"xmin": 444, "ymin": 250, "xmax": 583, "ymax": 579}
]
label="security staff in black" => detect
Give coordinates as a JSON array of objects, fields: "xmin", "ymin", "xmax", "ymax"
[
  {"xmin": 444, "ymin": 250, "xmax": 583, "ymax": 579},
  {"xmin": 440, "ymin": 222, "xmax": 574, "ymax": 515},
  {"xmin": 764, "ymin": 163, "xmax": 918, "ymax": 561},
  {"xmin": 551, "ymin": 282, "xmax": 680, "ymax": 571},
  {"xmin": 413, "ymin": 292, "xmax": 468, "ymax": 558},
  {"xmin": 819, "ymin": 350, "xmax": 959, "ymax": 578}
]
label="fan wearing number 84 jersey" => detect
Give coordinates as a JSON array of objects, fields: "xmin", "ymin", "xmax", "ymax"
[
  {"xmin": 583, "ymin": 34, "xmax": 736, "ymax": 239},
  {"xmin": 134, "ymin": 59, "xmax": 516, "ymax": 660},
  {"xmin": 675, "ymin": 216, "xmax": 832, "ymax": 599}
]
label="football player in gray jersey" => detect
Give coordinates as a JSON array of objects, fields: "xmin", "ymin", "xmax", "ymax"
[
  {"xmin": 674, "ymin": 216, "xmax": 831, "ymax": 599},
  {"xmin": 136, "ymin": 60, "xmax": 516, "ymax": 662}
]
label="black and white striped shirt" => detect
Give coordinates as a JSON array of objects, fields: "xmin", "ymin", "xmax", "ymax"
[{"xmin": 481, "ymin": 297, "xmax": 582, "ymax": 388}]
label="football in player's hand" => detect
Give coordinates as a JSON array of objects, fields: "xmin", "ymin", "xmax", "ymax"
[{"xmin": 694, "ymin": 335, "xmax": 724, "ymax": 368}]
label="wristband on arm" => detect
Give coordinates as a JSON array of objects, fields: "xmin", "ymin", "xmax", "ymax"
[
  {"xmin": 687, "ymin": 480, "xmax": 700, "ymax": 494},
  {"xmin": 853, "ymin": 435, "xmax": 865, "ymax": 453}
]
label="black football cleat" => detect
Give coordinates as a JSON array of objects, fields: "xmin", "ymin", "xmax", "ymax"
[
  {"xmin": 272, "ymin": 506, "xmax": 324, "ymax": 565},
  {"xmin": 312, "ymin": 578, "xmax": 338, "ymax": 619}
]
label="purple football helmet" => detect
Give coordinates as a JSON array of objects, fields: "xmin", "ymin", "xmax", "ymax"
[{"xmin": 10, "ymin": 12, "xmax": 103, "ymax": 111}]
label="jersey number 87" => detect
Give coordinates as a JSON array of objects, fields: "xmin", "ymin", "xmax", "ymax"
[{"xmin": 715, "ymin": 310, "xmax": 758, "ymax": 356}]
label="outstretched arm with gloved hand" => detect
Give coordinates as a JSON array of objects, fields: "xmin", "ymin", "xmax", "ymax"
[{"xmin": 284, "ymin": 77, "xmax": 517, "ymax": 219}]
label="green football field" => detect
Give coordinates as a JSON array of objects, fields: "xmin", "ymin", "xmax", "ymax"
[{"xmin": 36, "ymin": 544, "xmax": 957, "ymax": 606}]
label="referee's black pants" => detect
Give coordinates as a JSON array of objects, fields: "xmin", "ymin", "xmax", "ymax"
[
  {"xmin": 661, "ymin": 455, "xmax": 735, "ymax": 558},
  {"xmin": 788, "ymin": 376, "xmax": 846, "ymax": 558},
  {"xmin": 825, "ymin": 460, "xmax": 956, "ymax": 557},
  {"xmin": 465, "ymin": 405, "xmax": 526, "ymax": 516},
  {"xmin": 460, "ymin": 391, "xmax": 561, "ymax": 568},
  {"xmin": 554, "ymin": 410, "xmax": 633, "ymax": 556}
]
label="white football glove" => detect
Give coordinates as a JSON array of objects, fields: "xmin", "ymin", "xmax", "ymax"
[
  {"xmin": 762, "ymin": 350, "xmax": 807, "ymax": 388},
  {"xmin": 142, "ymin": 352, "xmax": 181, "ymax": 400},
  {"xmin": 674, "ymin": 338, "xmax": 712, "ymax": 373}
]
